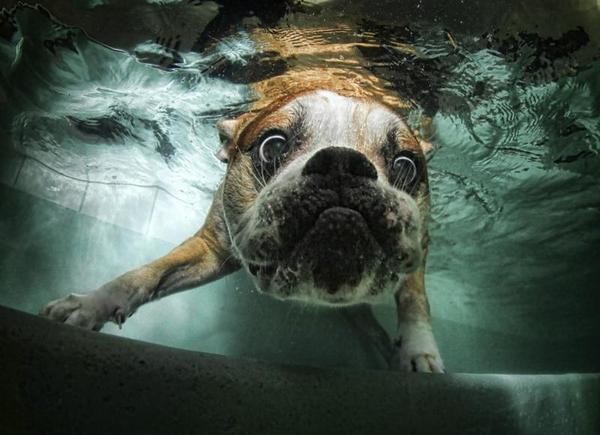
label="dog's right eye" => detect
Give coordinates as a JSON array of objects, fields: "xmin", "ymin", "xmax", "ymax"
[{"xmin": 259, "ymin": 133, "xmax": 289, "ymax": 163}]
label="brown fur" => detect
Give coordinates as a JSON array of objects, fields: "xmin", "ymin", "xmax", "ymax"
[{"xmin": 249, "ymin": 24, "xmax": 414, "ymax": 112}]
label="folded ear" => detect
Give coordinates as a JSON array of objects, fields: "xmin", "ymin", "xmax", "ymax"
[
  {"xmin": 215, "ymin": 119, "xmax": 241, "ymax": 163},
  {"xmin": 417, "ymin": 116, "xmax": 435, "ymax": 158},
  {"xmin": 217, "ymin": 119, "xmax": 239, "ymax": 141},
  {"xmin": 419, "ymin": 139, "xmax": 433, "ymax": 156}
]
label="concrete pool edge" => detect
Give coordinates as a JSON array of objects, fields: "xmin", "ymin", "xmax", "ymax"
[{"xmin": 1, "ymin": 305, "xmax": 598, "ymax": 434}]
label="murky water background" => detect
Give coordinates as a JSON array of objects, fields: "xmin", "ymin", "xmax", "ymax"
[{"xmin": 0, "ymin": 1, "xmax": 598, "ymax": 373}]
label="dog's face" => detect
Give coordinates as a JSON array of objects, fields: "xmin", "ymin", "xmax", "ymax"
[{"xmin": 218, "ymin": 90, "xmax": 429, "ymax": 305}]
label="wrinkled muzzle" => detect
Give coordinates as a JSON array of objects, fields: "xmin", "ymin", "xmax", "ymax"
[{"xmin": 234, "ymin": 146, "xmax": 422, "ymax": 303}]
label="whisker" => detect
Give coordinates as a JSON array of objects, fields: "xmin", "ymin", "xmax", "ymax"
[
  {"xmin": 251, "ymin": 161, "xmax": 266, "ymax": 188},
  {"xmin": 260, "ymin": 163, "xmax": 268, "ymax": 188},
  {"xmin": 216, "ymin": 254, "xmax": 236, "ymax": 274},
  {"xmin": 393, "ymin": 166, "xmax": 408, "ymax": 190},
  {"xmin": 408, "ymin": 177, "xmax": 420, "ymax": 195},
  {"xmin": 401, "ymin": 172, "xmax": 409, "ymax": 192}
]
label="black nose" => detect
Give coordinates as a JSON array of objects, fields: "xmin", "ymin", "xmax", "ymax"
[{"xmin": 302, "ymin": 147, "xmax": 377, "ymax": 180}]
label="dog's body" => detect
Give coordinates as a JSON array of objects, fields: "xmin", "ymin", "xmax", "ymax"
[{"xmin": 41, "ymin": 22, "xmax": 444, "ymax": 373}]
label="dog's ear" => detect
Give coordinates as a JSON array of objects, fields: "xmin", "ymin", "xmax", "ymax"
[
  {"xmin": 417, "ymin": 116, "xmax": 435, "ymax": 159},
  {"xmin": 419, "ymin": 139, "xmax": 433, "ymax": 157},
  {"xmin": 217, "ymin": 119, "xmax": 238, "ymax": 141},
  {"xmin": 215, "ymin": 119, "xmax": 241, "ymax": 163}
]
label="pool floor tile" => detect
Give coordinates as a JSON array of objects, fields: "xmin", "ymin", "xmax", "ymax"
[
  {"xmin": 14, "ymin": 158, "xmax": 86, "ymax": 211},
  {"xmin": 80, "ymin": 183, "xmax": 157, "ymax": 234},
  {"xmin": 146, "ymin": 190, "xmax": 206, "ymax": 244}
]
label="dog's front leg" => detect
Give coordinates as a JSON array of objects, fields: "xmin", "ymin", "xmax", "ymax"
[
  {"xmin": 40, "ymin": 195, "xmax": 239, "ymax": 331},
  {"xmin": 390, "ymin": 268, "xmax": 445, "ymax": 373}
]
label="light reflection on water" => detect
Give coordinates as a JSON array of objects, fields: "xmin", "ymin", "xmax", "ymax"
[{"xmin": 0, "ymin": 3, "xmax": 598, "ymax": 373}]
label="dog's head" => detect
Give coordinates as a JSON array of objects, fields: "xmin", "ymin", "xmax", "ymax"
[{"xmin": 217, "ymin": 90, "xmax": 430, "ymax": 305}]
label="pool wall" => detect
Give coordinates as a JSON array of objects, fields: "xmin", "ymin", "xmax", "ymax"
[{"xmin": 1, "ymin": 305, "xmax": 598, "ymax": 434}]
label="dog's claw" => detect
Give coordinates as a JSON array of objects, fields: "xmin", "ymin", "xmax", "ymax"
[
  {"xmin": 390, "ymin": 321, "xmax": 445, "ymax": 373},
  {"xmin": 114, "ymin": 311, "xmax": 124, "ymax": 329},
  {"xmin": 412, "ymin": 354, "xmax": 445, "ymax": 373},
  {"xmin": 391, "ymin": 350, "xmax": 445, "ymax": 373}
]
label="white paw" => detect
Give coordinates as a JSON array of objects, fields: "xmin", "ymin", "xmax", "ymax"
[
  {"xmin": 390, "ymin": 320, "xmax": 445, "ymax": 373},
  {"xmin": 39, "ymin": 292, "xmax": 121, "ymax": 331}
]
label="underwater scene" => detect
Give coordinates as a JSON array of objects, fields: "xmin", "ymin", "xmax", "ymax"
[{"xmin": 0, "ymin": 0, "xmax": 599, "ymax": 380}]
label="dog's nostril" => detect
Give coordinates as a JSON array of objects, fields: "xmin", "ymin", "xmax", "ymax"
[{"xmin": 302, "ymin": 146, "xmax": 377, "ymax": 180}]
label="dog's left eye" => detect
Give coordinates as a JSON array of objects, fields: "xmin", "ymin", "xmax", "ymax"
[
  {"xmin": 259, "ymin": 134, "xmax": 289, "ymax": 163},
  {"xmin": 390, "ymin": 150, "xmax": 420, "ymax": 191}
]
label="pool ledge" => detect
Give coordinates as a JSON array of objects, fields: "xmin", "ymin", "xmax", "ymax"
[{"xmin": 1, "ymin": 305, "xmax": 598, "ymax": 434}]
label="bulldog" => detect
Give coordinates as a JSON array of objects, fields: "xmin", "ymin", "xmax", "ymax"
[
  {"xmin": 40, "ymin": 89, "xmax": 444, "ymax": 373},
  {"xmin": 40, "ymin": 19, "xmax": 445, "ymax": 373}
]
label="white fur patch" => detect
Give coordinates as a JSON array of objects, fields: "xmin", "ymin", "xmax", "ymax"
[{"xmin": 392, "ymin": 320, "xmax": 445, "ymax": 373}]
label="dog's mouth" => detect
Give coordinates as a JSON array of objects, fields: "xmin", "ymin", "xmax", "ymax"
[
  {"xmin": 291, "ymin": 206, "xmax": 384, "ymax": 293},
  {"xmin": 247, "ymin": 262, "xmax": 277, "ymax": 277},
  {"xmin": 246, "ymin": 205, "xmax": 385, "ymax": 294}
]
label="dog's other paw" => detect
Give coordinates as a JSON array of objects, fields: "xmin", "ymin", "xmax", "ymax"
[
  {"xmin": 391, "ymin": 351, "xmax": 445, "ymax": 373},
  {"xmin": 39, "ymin": 292, "xmax": 112, "ymax": 331},
  {"xmin": 39, "ymin": 268, "xmax": 159, "ymax": 331},
  {"xmin": 390, "ymin": 320, "xmax": 445, "ymax": 373}
]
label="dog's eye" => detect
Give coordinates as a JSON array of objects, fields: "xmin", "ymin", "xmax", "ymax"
[
  {"xmin": 259, "ymin": 134, "xmax": 289, "ymax": 163},
  {"xmin": 391, "ymin": 151, "xmax": 419, "ymax": 190}
]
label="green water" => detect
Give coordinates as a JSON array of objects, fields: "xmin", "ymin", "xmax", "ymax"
[{"xmin": 0, "ymin": 2, "xmax": 598, "ymax": 374}]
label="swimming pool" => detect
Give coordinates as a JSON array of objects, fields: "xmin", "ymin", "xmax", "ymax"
[{"xmin": 0, "ymin": 0, "xmax": 599, "ymax": 431}]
